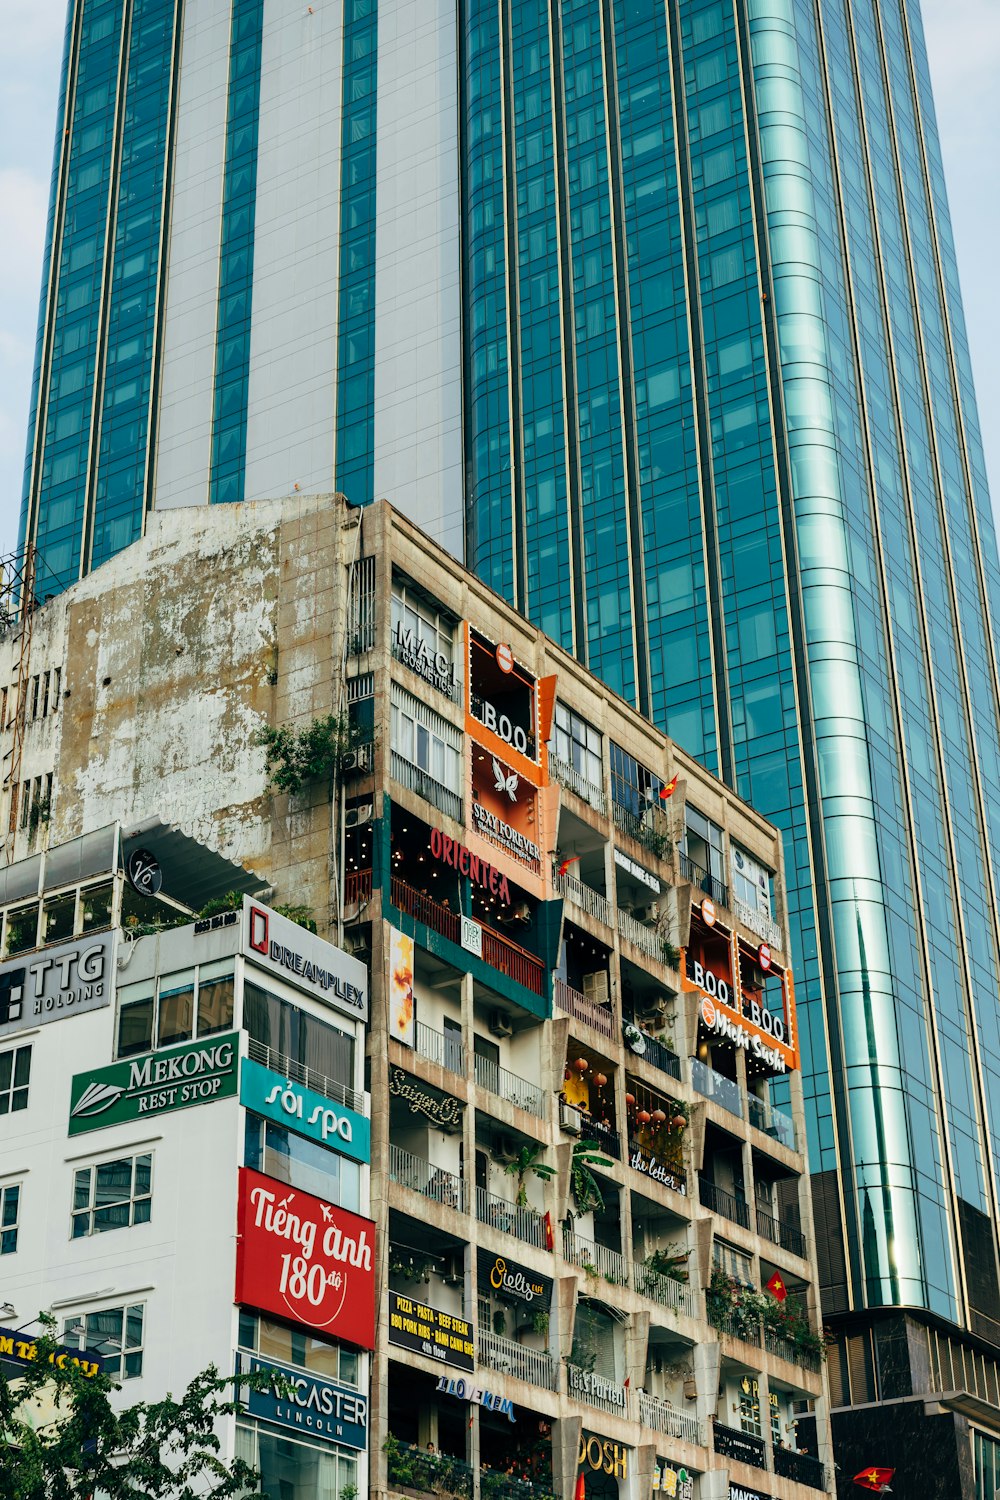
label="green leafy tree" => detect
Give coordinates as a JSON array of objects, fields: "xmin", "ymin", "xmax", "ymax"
[
  {"xmin": 0, "ymin": 1320, "xmax": 271, "ymax": 1500},
  {"xmin": 501, "ymin": 1142, "xmax": 555, "ymax": 1207},
  {"xmin": 256, "ymin": 713, "xmax": 362, "ymax": 796}
]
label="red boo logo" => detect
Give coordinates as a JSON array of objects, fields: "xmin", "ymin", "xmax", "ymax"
[{"xmin": 235, "ymin": 1167, "xmax": 376, "ymax": 1349}]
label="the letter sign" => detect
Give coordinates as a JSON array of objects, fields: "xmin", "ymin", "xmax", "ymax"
[{"xmin": 235, "ymin": 1168, "xmax": 376, "ymax": 1349}]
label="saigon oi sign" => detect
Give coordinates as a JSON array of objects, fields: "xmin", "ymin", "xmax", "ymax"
[{"xmin": 235, "ymin": 1168, "xmax": 376, "ymax": 1349}]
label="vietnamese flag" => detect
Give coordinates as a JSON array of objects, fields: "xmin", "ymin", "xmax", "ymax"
[
  {"xmin": 853, "ymin": 1468, "xmax": 893, "ymax": 1492},
  {"xmin": 659, "ymin": 774, "xmax": 679, "ymax": 799},
  {"xmin": 557, "ymin": 855, "xmax": 580, "ymax": 876},
  {"xmin": 766, "ymin": 1270, "xmax": 788, "ymax": 1302},
  {"xmin": 574, "ymin": 1474, "xmax": 586, "ymax": 1500}
]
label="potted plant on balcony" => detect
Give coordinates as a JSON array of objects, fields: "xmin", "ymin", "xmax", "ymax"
[
  {"xmin": 500, "ymin": 1141, "xmax": 555, "ymax": 1207},
  {"xmin": 646, "ymin": 1244, "xmax": 690, "ymax": 1283},
  {"xmin": 569, "ymin": 1140, "xmax": 613, "ymax": 1215}
]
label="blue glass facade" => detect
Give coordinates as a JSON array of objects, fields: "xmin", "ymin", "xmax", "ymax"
[{"xmin": 461, "ymin": 0, "xmax": 1000, "ymax": 1338}]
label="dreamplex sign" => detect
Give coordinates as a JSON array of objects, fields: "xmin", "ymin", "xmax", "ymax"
[{"xmin": 242, "ymin": 900, "xmax": 368, "ymax": 1022}]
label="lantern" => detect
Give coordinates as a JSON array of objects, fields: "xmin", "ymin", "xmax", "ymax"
[
  {"xmin": 652, "ymin": 1108, "xmax": 667, "ymax": 1124},
  {"xmin": 625, "ymin": 1093, "xmax": 636, "ymax": 1108},
  {"xmin": 593, "ymin": 1072, "xmax": 607, "ymax": 1088},
  {"xmin": 672, "ymin": 1113, "xmax": 687, "ymax": 1130},
  {"xmin": 637, "ymin": 1109, "xmax": 651, "ymax": 1124},
  {"xmin": 575, "ymin": 1057, "xmax": 589, "ymax": 1073}
]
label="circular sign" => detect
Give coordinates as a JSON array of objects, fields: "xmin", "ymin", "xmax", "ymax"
[
  {"xmin": 701, "ymin": 896, "xmax": 716, "ymax": 926},
  {"xmin": 700, "ymin": 995, "xmax": 717, "ymax": 1030},
  {"xmin": 758, "ymin": 942, "xmax": 771, "ymax": 972},
  {"xmin": 126, "ymin": 847, "xmax": 162, "ymax": 896},
  {"xmin": 495, "ymin": 641, "xmax": 514, "ymax": 674}
]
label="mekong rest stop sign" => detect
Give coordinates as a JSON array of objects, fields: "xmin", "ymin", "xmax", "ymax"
[{"xmin": 69, "ymin": 1033, "xmax": 239, "ymax": 1134}]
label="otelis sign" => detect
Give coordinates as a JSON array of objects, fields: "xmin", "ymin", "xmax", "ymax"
[
  {"xmin": 235, "ymin": 1167, "xmax": 376, "ymax": 1349},
  {"xmin": 69, "ymin": 1033, "xmax": 238, "ymax": 1134}
]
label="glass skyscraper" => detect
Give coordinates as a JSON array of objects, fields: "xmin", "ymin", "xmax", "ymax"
[{"xmin": 21, "ymin": 0, "xmax": 1000, "ymax": 1479}]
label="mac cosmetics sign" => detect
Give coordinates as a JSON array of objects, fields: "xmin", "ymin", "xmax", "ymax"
[
  {"xmin": 242, "ymin": 900, "xmax": 368, "ymax": 1022},
  {"xmin": 0, "ymin": 931, "xmax": 115, "ymax": 1042}
]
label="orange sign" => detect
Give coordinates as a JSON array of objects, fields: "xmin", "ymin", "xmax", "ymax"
[{"xmin": 686, "ymin": 959, "xmax": 797, "ymax": 1073}]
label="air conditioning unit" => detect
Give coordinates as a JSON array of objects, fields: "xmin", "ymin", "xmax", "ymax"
[
  {"xmin": 341, "ymin": 749, "xmax": 362, "ymax": 772},
  {"xmin": 560, "ymin": 1101, "xmax": 582, "ymax": 1135},
  {"xmin": 619, "ymin": 902, "xmax": 636, "ymax": 918},
  {"xmin": 442, "ymin": 1255, "xmax": 465, "ymax": 1288},
  {"xmin": 644, "ymin": 902, "xmax": 660, "ymax": 923},
  {"xmin": 344, "ymin": 804, "xmax": 373, "ymax": 829},
  {"xmin": 583, "ymin": 970, "xmax": 610, "ymax": 1006},
  {"xmin": 489, "ymin": 1009, "xmax": 513, "ymax": 1039}
]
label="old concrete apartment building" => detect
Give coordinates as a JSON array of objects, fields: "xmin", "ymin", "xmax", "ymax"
[{"xmin": 0, "ymin": 493, "xmax": 834, "ymax": 1500}]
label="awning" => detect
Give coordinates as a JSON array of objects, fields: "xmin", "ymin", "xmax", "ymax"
[{"xmin": 121, "ymin": 817, "xmax": 268, "ymax": 911}]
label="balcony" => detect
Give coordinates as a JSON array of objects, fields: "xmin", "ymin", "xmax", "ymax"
[
  {"xmin": 747, "ymin": 1092, "xmax": 796, "ymax": 1150},
  {"xmin": 473, "ymin": 1053, "xmax": 546, "ymax": 1119},
  {"xmin": 477, "ymin": 1327, "xmax": 558, "ymax": 1391},
  {"xmin": 481, "ymin": 1473, "xmax": 557, "ymax": 1500},
  {"xmin": 344, "ymin": 867, "xmax": 373, "ymax": 908},
  {"xmin": 391, "ymin": 751, "xmax": 463, "ymax": 824},
  {"xmin": 624, "ymin": 1026, "xmax": 681, "ymax": 1080},
  {"xmin": 755, "ymin": 1205, "xmax": 807, "ymax": 1259},
  {"xmin": 386, "ymin": 1439, "xmax": 473, "ymax": 1497},
  {"xmin": 388, "ymin": 1144, "xmax": 467, "ymax": 1212},
  {"xmin": 415, "ymin": 1020, "xmax": 465, "ymax": 1074},
  {"xmin": 476, "ymin": 1186, "xmax": 548, "ymax": 1250},
  {"xmin": 690, "ymin": 1057, "xmax": 743, "ymax": 1118},
  {"xmin": 562, "ymin": 1228, "xmax": 628, "ymax": 1286},
  {"xmin": 552, "ymin": 865, "xmax": 612, "ymax": 927},
  {"xmin": 712, "ymin": 1420, "xmax": 766, "ymax": 1471},
  {"xmin": 638, "ymin": 1392, "xmax": 704, "ymax": 1446},
  {"xmin": 583, "ymin": 1117, "xmax": 621, "ymax": 1160},
  {"xmin": 628, "ymin": 1137, "xmax": 686, "ymax": 1195},
  {"xmin": 246, "ymin": 1037, "xmax": 366, "ymax": 1115},
  {"xmin": 774, "ymin": 1447, "xmax": 828, "ymax": 1490},
  {"xmin": 553, "ymin": 977, "xmax": 615, "ymax": 1039},
  {"xmin": 612, "ymin": 801, "xmax": 671, "ymax": 860},
  {"xmin": 707, "ymin": 1303, "xmax": 762, "ymax": 1348},
  {"xmin": 549, "ymin": 752, "xmax": 606, "ymax": 814},
  {"xmin": 391, "ymin": 877, "xmax": 546, "ymax": 997},
  {"xmin": 632, "ymin": 1261, "xmax": 698, "ymax": 1319},
  {"xmin": 699, "ymin": 1177, "xmax": 751, "ymax": 1230},
  {"xmin": 764, "ymin": 1326, "xmax": 822, "ymax": 1372},
  {"xmin": 565, "ymin": 1361, "xmax": 628, "ymax": 1414},
  {"xmin": 617, "ymin": 909, "xmax": 665, "ymax": 966},
  {"xmin": 679, "ymin": 851, "xmax": 728, "ymax": 910}
]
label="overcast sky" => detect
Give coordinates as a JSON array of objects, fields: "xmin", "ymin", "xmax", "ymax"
[{"xmin": 0, "ymin": 0, "xmax": 996, "ymax": 562}]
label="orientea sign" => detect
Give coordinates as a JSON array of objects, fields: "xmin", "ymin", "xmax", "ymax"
[
  {"xmin": 235, "ymin": 1168, "xmax": 376, "ymax": 1349},
  {"xmin": 241, "ymin": 899, "xmax": 368, "ymax": 1022}
]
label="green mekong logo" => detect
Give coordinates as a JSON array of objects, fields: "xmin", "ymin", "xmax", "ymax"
[{"xmin": 69, "ymin": 1034, "xmax": 239, "ymax": 1134}]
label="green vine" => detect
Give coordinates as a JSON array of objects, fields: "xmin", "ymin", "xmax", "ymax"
[
  {"xmin": 570, "ymin": 1139, "xmax": 613, "ymax": 1215},
  {"xmin": 256, "ymin": 713, "xmax": 363, "ymax": 795},
  {"xmin": 707, "ymin": 1268, "xmax": 825, "ymax": 1359}
]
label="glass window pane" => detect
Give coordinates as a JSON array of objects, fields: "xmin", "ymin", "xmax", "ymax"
[
  {"xmin": 158, "ymin": 984, "xmax": 193, "ymax": 1047},
  {"xmin": 197, "ymin": 975, "xmax": 234, "ymax": 1037}
]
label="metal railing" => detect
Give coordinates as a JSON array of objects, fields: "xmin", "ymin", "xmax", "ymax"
[
  {"xmin": 632, "ymin": 1262, "xmax": 698, "ymax": 1318},
  {"xmin": 756, "ymin": 1205, "xmax": 807, "ymax": 1258},
  {"xmin": 552, "ymin": 866, "xmax": 612, "ymax": 926},
  {"xmin": 764, "ymin": 1326, "xmax": 822, "ymax": 1371},
  {"xmin": 616, "ymin": 908, "xmax": 664, "ymax": 964},
  {"xmin": 612, "ymin": 801, "xmax": 671, "ymax": 859},
  {"xmin": 690, "ymin": 1057, "xmax": 743, "ymax": 1118},
  {"xmin": 553, "ymin": 977, "xmax": 615, "ymax": 1039},
  {"xmin": 388, "ymin": 1144, "xmax": 466, "ymax": 1212},
  {"xmin": 712, "ymin": 1421, "xmax": 766, "ymax": 1471},
  {"xmin": 415, "ymin": 1019, "xmax": 465, "ymax": 1074},
  {"xmin": 699, "ymin": 1177, "xmax": 751, "ymax": 1229},
  {"xmin": 582, "ymin": 1118, "xmax": 621, "ymax": 1160},
  {"xmin": 708, "ymin": 1304, "xmax": 762, "ymax": 1346},
  {"xmin": 246, "ymin": 1038, "xmax": 366, "ymax": 1115},
  {"xmin": 565, "ymin": 1361, "xmax": 628, "ymax": 1414},
  {"xmin": 627, "ymin": 1138, "xmax": 687, "ymax": 1195},
  {"xmin": 638, "ymin": 1392, "xmax": 704, "ymax": 1446},
  {"xmin": 773, "ymin": 1447, "xmax": 828, "ymax": 1489},
  {"xmin": 477, "ymin": 1328, "xmax": 558, "ymax": 1390},
  {"xmin": 548, "ymin": 753, "xmax": 606, "ymax": 814},
  {"xmin": 390, "ymin": 878, "xmax": 545, "ymax": 997},
  {"xmin": 473, "ymin": 1053, "xmax": 546, "ymax": 1119},
  {"xmin": 387, "ymin": 1440, "xmax": 473, "ymax": 1497},
  {"xmin": 562, "ymin": 1228, "xmax": 628, "ymax": 1286},
  {"xmin": 679, "ymin": 851, "xmax": 728, "ymax": 909},
  {"xmin": 476, "ymin": 1186, "xmax": 548, "ymax": 1250},
  {"xmin": 390, "ymin": 751, "xmax": 463, "ymax": 824},
  {"xmin": 747, "ymin": 1093, "xmax": 796, "ymax": 1150},
  {"xmin": 343, "ymin": 867, "xmax": 373, "ymax": 908},
  {"xmin": 481, "ymin": 1472, "xmax": 557, "ymax": 1500}
]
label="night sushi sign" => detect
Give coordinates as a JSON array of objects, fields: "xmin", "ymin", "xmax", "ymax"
[{"xmin": 68, "ymin": 1033, "xmax": 239, "ymax": 1134}]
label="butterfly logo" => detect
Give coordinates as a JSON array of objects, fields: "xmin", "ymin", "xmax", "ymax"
[{"xmin": 492, "ymin": 757, "xmax": 519, "ymax": 802}]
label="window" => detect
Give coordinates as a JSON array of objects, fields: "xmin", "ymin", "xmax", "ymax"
[
  {"xmin": 116, "ymin": 962, "xmax": 234, "ymax": 1057},
  {"xmin": 731, "ymin": 846, "xmax": 773, "ymax": 917},
  {"xmin": 739, "ymin": 1378, "xmax": 762, "ymax": 1437},
  {"xmin": 238, "ymin": 1309, "xmax": 359, "ymax": 1386},
  {"xmin": 5, "ymin": 904, "xmax": 38, "ymax": 956},
  {"xmin": 553, "ymin": 703, "xmax": 603, "ymax": 792},
  {"xmin": 390, "ymin": 685, "xmax": 462, "ymax": 793},
  {"xmin": 610, "ymin": 741, "xmax": 664, "ymax": 814},
  {"xmin": 0, "ymin": 1184, "xmax": 20, "ymax": 1253},
  {"xmin": 391, "ymin": 574, "xmax": 457, "ymax": 694},
  {"xmin": 63, "ymin": 1304, "xmax": 144, "ymax": 1379},
  {"xmin": 72, "ymin": 1154, "xmax": 152, "ymax": 1237},
  {"xmin": 684, "ymin": 806, "xmax": 725, "ymax": 884},
  {"xmin": 236, "ymin": 1423, "xmax": 359, "ymax": 1500},
  {"xmin": 0, "ymin": 1046, "xmax": 30, "ymax": 1115},
  {"xmin": 244, "ymin": 1116, "xmax": 360, "ymax": 1212},
  {"xmin": 244, "ymin": 983, "xmax": 355, "ymax": 1094}
]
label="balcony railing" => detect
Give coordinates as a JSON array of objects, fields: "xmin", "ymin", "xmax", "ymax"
[
  {"xmin": 612, "ymin": 801, "xmax": 671, "ymax": 860},
  {"xmin": 473, "ymin": 1053, "xmax": 546, "ymax": 1119},
  {"xmin": 553, "ymin": 977, "xmax": 615, "ymax": 1039},
  {"xmin": 387, "ymin": 1441, "xmax": 473, "ymax": 1497},
  {"xmin": 343, "ymin": 867, "xmax": 373, "ymax": 908},
  {"xmin": 679, "ymin": 851, "xmax": 729, "ymax": 910},
  {"xmin": 690, "ymin": 1057, "xmax": 743, "ymax": 1118},
  {"xmin": 632, "ymin": 1261, "xmax": 698, "ymax": 1319},
  {"xmin": 562, "ymin": 1228, "xmax": 628, "ymax": 1286},
  {"xmin": 699, "ymin": 1177, "xmax": 751, "ymax": 1229},
  {"xmin": 477, "ymin": 1327, "xmax": 558, "ymax": 1391},
  {"xmin": 549, "ymin": 752, "xmax": 606, "ymax": 814},
  {"xmin": 390, "ymin": 877, "xmax": 546, "ymax": 997},
  {"xmin": 616, "ymin": 909, "xmax": 664, "ymax": 965},
  {"xmin": 388, "ymin": 1144, "xmax": 466, "ymax": 1212},
  {"xmin": 712, "ymin": 1421, "xmax": 766, "ymax": 1471},
  {"xmin": 415, "ymin": 1020, "xmax": 465, "ymax": 1074},
  {"xmin": 476, "ymin": 1187, "xmax": 548, "ymax": 1250},
  {"xmin": 747, "ymin": 1092, "xmax": 796, "ymax": 1150},
  {"xmin": 708, "ymin": 1304, "xmax": 762, "ymax": 1347},
  {"xmin": 552, "ymin": 866, "xmax": 612, "ymax": 927},
  {"xmin": 626, "ymin": 1027, "xmax": 682, "ymax": 1080},
  {"xmin": 582, "ymin": 1118, "xmax": 621, "ymax": 1160},
  {"xmin": 565, "ymin": 1361, "xmax": 628, "ymax": 1414},
  {"xmin": 764, "ymin": 1326, "xmax": 822, "ymax": 1372},
  {"xmin": 481, "ymin": 1472, "xmax": 557, "ymax": 1500},
  {"xmin": 390, "ymin": 751, "xmax": 463, "ymax": 824},
  {"xmin": 774, "ymin": 1447, "xmax": 828, "ymax": 1489},
  {"xmin": 246, "ymin": 1038, "xmax": 366, "ymax": 1115},
  {"xmin": 638, "ymin": 1392, "xmax": 704, "ymax": 1446},
  {"xmin": 756, "ymin": 1206, "xmax": 807, "ymax": 1259}
]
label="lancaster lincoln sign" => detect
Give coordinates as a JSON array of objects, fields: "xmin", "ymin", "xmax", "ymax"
[
  {"xmin": 241, "ymin": 1354, "xmax": 368, "ymax": 1450},
  {"xmin": 242, "ymin": 900, "xmax": 368, "ymax": 1022},
  {"xmin": 0, "ymin": 930, "xmax": 115, "ymax": 1042}
]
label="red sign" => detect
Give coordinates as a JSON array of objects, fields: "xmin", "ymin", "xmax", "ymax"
[
  {"xmin": 701, "ymin": 897, "xmax": 716, "ymax": 926},
  {"xmin": 495, "ymin": 642, "xmax": 514, "ymax": 673},
  {"xmin": 235, "ymin": 1168, "xmax": 375, "ymax": 1349},
  {"xmin": 758, "ymin": 942, "xmax": 771, "ymax": 972}
]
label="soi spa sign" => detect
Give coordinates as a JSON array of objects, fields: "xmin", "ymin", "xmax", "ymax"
[{"xmin": 235, "ymin": 1168, "xmax": 376, "ymax": 1349}]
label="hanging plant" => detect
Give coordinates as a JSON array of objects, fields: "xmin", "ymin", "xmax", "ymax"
[
  {"xmin": 256, "ymin": 712, "xmax": 364, "ymax": 795},
  {"xmin": 570, "ymin": 1140, "xmax": 613, "ymax": 1214}
]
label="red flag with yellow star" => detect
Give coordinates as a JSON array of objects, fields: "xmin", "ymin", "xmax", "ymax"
[
  {"xmin": 766, "ymin": 1270, "xmax": 787, "ymax": 1302},
  {"xmin": 557, "ymin": 855, "xmax": 580, "ymax": 877},
  {"xmin": 658, "ymin": 774, "xmax": 679, "ymax": 799},
  {"xmin": 853, "ymin": 1467, "xmax": 893, "ymax": 1491}
]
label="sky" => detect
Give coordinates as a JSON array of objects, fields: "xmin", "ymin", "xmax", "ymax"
[{"xmin": 0, "ymin": 0, "xmax": 997, "ymax": 563}]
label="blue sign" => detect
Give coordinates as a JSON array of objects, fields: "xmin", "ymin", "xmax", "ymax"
[
  {"xmin": 242, "ymin": 1356, "xmax": 369, "ymax": 1450},
  {"xmin": 240, "ymin": 1056, "xmax": 370, "ymax": 1163}
]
